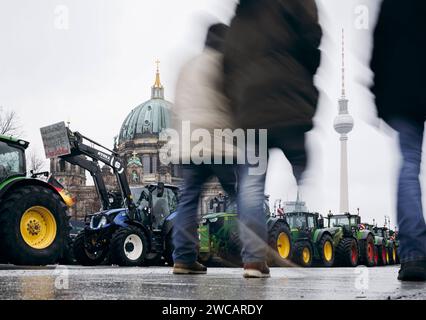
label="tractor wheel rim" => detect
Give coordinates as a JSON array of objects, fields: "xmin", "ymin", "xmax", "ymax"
[
  {"xmin": 277, "ymin": 232, "xmax": 290, "ymax": 259},
  {"xmin": 393, "ymin": 248, "xmax": 397, "ymax": 261},
  {"xmin": 20, "ymin": 206, "xmax": 57, "ymax": 250},
  {"xmin": 123, "ymin": 234, "xmax": 143, "ymax": 261},
  {"xmin": 386, "ymin": 251, "xmax": 390, "ymax": 263},
  {"xmin": 367, "ymin": 242, "xmax": 374, "ymax": 262},
  {"xmin": 302, "ymin": 247, "xmax": 310, "ymax": 264},
  {"xmin": 324, "ymin": 241, "xmax": 333, "ymax": 262}
]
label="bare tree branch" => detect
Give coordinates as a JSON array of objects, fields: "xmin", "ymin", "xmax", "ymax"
[
  {"xmin": 27, "ymin": 149, "xmax": 47, "ymax": 173},
  {"xmin": 0, "ymin": 106, "xmax": 22, "ymax": 136}
]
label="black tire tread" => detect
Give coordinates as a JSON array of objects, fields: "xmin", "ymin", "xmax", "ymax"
[
  {"xmin": 0, "ymin": 185, "xmax": 69, "ymax": 265},
  {"xmin": 73, "ymin": 231, "xmax": 107, "ymax": 266},
  {"xmin": 318, "ymin": 234, "xmax": 335, "ymax": 267},
  {"xmin": 335, "ymin": 237, "xmax": 358, "ymax": 267},
  {"xmin": 267, "ymin": 221, "xmax": 292, "ymax": 267},
  {"xmin": 110, "ymin": 226, "xmax": 147, "ymax": 266}
]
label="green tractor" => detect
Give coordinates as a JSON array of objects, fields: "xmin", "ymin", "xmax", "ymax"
[
  {"xmin": 364, "ymin": 223, "xmax": 387, "ymax": 266},
  {"xmin": 327, "ymin": 213, "xmax": 376, "ymax": 267},
  {"xmin": 373, "ymin": 226, "xmax": 398, "ymax": 265},
  {"xmin": 286, "ymin": 211, "xmax": 337, "ymax": 267},
  {"xmin": 0, "ymin": 135, "xmax": 71, "ymax": 265},
  {"xmin": 198, "ymin": 196, "xmax": 292, "ymax": 267}
]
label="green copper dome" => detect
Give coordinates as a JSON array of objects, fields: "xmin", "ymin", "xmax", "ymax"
[{"xmin": 119, "ymin": 67, "xmax": 172, "ymax": 143}]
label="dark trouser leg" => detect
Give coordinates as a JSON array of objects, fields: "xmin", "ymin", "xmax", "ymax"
[
  {"xmin": 237, "ymin": 163, "xmax": 268, "ymax": 263},
  {"xmin": 173, "ymin": 165, "xmax": 210, "ymax": 264},
  {"xmin": 389, "ymin": 117, "xmax": 426, "ymax": 263},
  {"xmin": 211, "ymin": 164, "xmax": 237, "ymax": 200}
]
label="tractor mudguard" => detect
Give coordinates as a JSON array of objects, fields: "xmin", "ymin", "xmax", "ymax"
[
  {"xmin": 267, "ymin": 217, "xmax": 289, "ymax": 231},
  {"xmin": 357, "ymin": 230, "xmax": 373, "ymax": 241},
  {"xmin": 0, "ymin": 178, "xmax": 66, "ymax": 206},
  {"xmin": 312, "ymin": 229, "xmax": 332, "ymax": 244}
]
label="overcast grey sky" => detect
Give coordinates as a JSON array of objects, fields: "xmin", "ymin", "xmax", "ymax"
[{"xmin": 1, "ymin": 0, "xmax": 424, "ymax": 227}]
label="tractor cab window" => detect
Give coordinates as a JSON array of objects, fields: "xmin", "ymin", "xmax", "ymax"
[
  {"xmin": 329, "ymin": 216, "xmax": 350, "ymax": 227},
  {"xmin": 133, "ymin": 187, "xmax": 150, "ymax": 210},
  {"xmin": 374, "ymin": 228, "xmax": 384, "ymax": 237},
  {"xmin": 0, "ymin": 142, "xmax": 25, "ymax": 181},
  {"xmin": 350, "ymin": 217, "xmax": 359, "ymax": 226},
  {"xmin": 151, "ymin": 187, "xmax": 178, "ymax": 229},
  {"xmin": 307, "ymin": 216, "xmax": 315, "ymax": 229},
  {"xmin": 288, "ymin": 214, "xmax": 307, "ymax": 229}
]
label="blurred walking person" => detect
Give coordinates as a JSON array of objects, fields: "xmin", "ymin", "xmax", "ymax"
[
  {"xmin": 371, "ymin": 0, "xmax": 426, "ymax": 281},
  {"xmin": 223, "ymin": 0, "xmax": 322, "ymax": 278},
  {"xmin": 170, "ymin": 23, "xmax": 237, "ymax": 275}
]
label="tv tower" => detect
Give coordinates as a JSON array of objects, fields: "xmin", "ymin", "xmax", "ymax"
[{"xmin": 333, "ymin": 29, "xmax": 354, "ymax": 213}]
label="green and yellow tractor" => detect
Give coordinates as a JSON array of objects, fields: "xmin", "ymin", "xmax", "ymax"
[
  {"xmin": 198, "ymin": 196, "xmax": 292, "ymax": 267},
  {"xmin": 328, "ymin": 213, "xmax": 376, "ymax": 267},
  {"xmin": 286, "ymin": 211, "xmax": 337, "ymax": 267},
  {"xmin": 0, "ymin": 135, "xmax": 71, "ymax": 265}
]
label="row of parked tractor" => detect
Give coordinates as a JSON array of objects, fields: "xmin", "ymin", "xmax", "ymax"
[
  {"xmin": 198, "ymin": 200, "xmax": 400, "ymax": 268},
  {"xmin": 0, "ymin": 125, "xmax": 399, "ymax": 268}
]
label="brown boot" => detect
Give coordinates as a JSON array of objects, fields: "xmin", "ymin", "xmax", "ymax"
[
  {"xmin": 173, "ymin": 261, "xmax": 207, "ymax": 275},
  {"xmin": 243, "ymin": 262, "xmax": 271, "ymax": 278}
]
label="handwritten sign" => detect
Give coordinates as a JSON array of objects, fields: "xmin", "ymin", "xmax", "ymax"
[{"xmin": 40, "ymin": 122, "xmax": 71, "ymax": 159}]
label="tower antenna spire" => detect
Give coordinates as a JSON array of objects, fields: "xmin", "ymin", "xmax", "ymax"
[{"xmin": 341, "ymin": 28, "xmax": 345, "ymax": 98}]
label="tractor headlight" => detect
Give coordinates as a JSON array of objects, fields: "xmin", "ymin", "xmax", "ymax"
[
  {"xmin": 90, "ymin": 215, "xmax": 108, "ymax": 229},
  {"xmin": 209, "ymin": 218, "xmax": 218, "ymax": 223},
  {"xmin": 201, "ymin": 218, "xmax": 207, "ymax": 225}
]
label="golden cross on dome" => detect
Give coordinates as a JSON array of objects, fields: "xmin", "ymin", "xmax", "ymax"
[{"xmin": 132, "ymin": 151, "xmax": 138, "ymax": 158}]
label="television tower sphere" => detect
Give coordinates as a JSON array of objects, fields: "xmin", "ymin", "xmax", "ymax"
[{"xmin": 334, "ymin": 98, "xmax": 354, "ymax": 135}]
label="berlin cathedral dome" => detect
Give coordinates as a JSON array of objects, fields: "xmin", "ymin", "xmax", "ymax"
[
  {"xmin": 115, "ymin": 63, "xmax": 181, "ymax": 186},
  {"xmin": 118, "ymin": 66, "xmax": 172, "ymax": 143}
]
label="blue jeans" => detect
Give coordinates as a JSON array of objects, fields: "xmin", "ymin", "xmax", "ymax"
[
  {"xmin": 388, "ymin": 117, "xmax": 426, "ymax": 263},
  {"xmin": 238, "ymin": 164, "xmax": 268, "ymax": 263},
  {"xmin": 173, "ymin": 164, "xmax": 237, "ymax": 264}
]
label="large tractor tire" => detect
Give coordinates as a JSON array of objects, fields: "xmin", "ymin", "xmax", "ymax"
[
  {"xmin": 293, "ymin": 241, "xmax": 313, "ymax": 267},
  {"xmin": 0, "ymin": 185, "xmax": 69, "ymax": 265},
  {"xmin": 59, "ymin": 230, "xmax": 76, "ymax": 265},
  {"xmin": 335, "ymin": 237, "xmax": 359, "ymax": 267},
  {"xmin": 360, "ymin": 234, "xmax": 376, "ymax": 267},
  {"xmin": 110, "ymin": 226, "xmax": 147, "ymax": 266},
  {"xmin": 318, "ymin": 234, "xmax": 335, "ymax": 267},
  {"xmin": 73, "ymin": 231, "xmax": 108, "ymax": 266},
  {"xmin": 267, "ymin": 222, "xmax": 292, "ymax": 267},
  {"xmin": 388, "ymin": 244, "xmax": 396, "ymax": 265},
  {"xmin": 373, "ymin": 245, "xmax": 379, "ymax": 266},
  {"xmin": 377, "ymin": 244, "xmax": 387, "ymax": 266},
  {"xmin": 218, "ymin": 228, "xmax": 242, "ymax": 267}
]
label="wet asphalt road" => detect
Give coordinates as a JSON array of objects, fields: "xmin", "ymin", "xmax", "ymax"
[{"xmin": 0, "ymin": 265, "xmax": 424, "ymax": 300}]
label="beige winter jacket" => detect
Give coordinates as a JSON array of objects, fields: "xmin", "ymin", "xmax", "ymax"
[{"xmin": 167, "ymin": 48, "xmax": 237, "ymax": 164}]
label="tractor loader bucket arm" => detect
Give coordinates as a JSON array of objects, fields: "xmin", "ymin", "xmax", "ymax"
[
  {"xmin": 59, "ymin": 155, "xmax": 110, "ymax": 211},
  {"xmin": 64, "ymin": 129, "xmax": 137, "ymax": 219}
]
